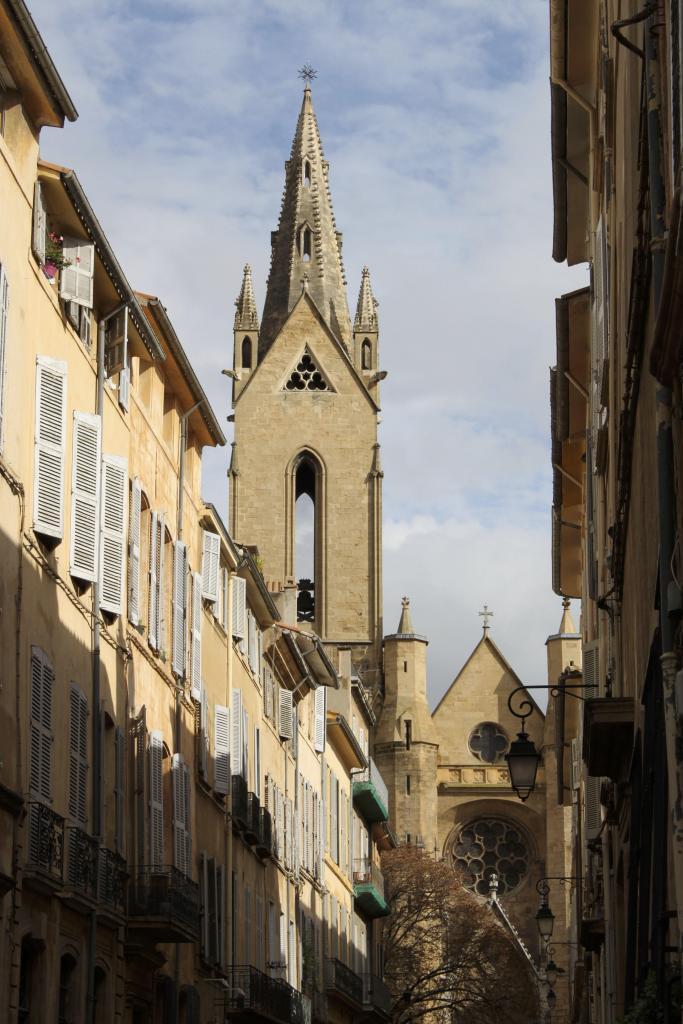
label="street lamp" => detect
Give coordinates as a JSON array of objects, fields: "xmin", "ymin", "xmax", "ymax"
[
  {"xmin": 545, "ymin": 959, "xmax": 559, "ymax": 987},
  {"xmin": 546, "ymin": 988, "xmax": 557, "ymax": 1010},
  {"xmin": 536, "ymin": 901, "xmax": 555, "ymax": 941}
]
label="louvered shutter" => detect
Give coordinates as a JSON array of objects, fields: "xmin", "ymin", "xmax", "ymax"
[
  {"xmin": 105, "ymin": 309, "xmax": 127, "ymax": 377},
  {"xmin": 248, "ymin": 612, "xmax": 257, "ymax": 675},
  {"xmin": 191, "ymin": 572, "xmax": 202, "ymax": 699},
  {"xmin": 200, "ymin": 851, "xmax": 209, "ymax": 958},
  {"xmin": 231, "ymin": 689, "xmax": 243, "ymax": 776},
  {"xmin": 149, "ymin": 731, "xmax": 164, "ymax": 867},
  {"xmin": 245, "ymin": 886, "xmax": 252, "ymax": 965},
  {"xmin": 29, "ymin": 647, "xmax": 53, "ymax": 800},
  {"xmin": 256, "ymin": 895, "xmax": 264, "ymax": 969},
  {"xmin": 232, "ymin": 575, "xmax": 246, "ymax": 640},
  {"xmin": 128, "ymin": 479, "xmax": 142, "ymax": 625},
  {"xmin": 68, "ymin": 685, "xmax": 88, "ymax": 824},
  {"xmin": 318, "ymin": 795, "xmax": 325, "ymax": 884},
  {"xmin": 201, "ymin": 531, "xmax": 220, "ymax": 602},
  {"xmin": 157, "ymin": 517, "xmax": 166, "ymax": 650},
  {"xmin": 314, "ymin": 686, "xmax": 326, "ymax": 752},
  {"xmin": 198, "ymin": 686, "xmax": 209, "ymax": 779},
  {"xmin": 172, "ymin": 541, "xmax": 187, "ymax": 677},
  {"xmin": 221, "ymin": 569, "xmax": 229, "ymax": 631},
  {"xmin": 70, "ymin": 412, "xmax": 101, "ymax": 582},
  {"xmin": 243, "ymin": 708, "xmax": 249, "ymax": 783},
  {"xmin": 33, "ymin": 357, "xmax": 67, "ymax": 539},
  {"xmin": 214, "ymin": 704, "xmax": 230, "ymax": 794},
  {"xmin": 99, "ymin": 455, "xmax": 127, "ymax": 614},
  {"xmin": 115, "ymin": 726, "xmax": 125, "ymax": 855},
  {"xmin": 60, "ymin": 237, "xmax": 94, "ymax": 308},
  {"xmin": 149, "ymin": 512, "xmax": 159, "ymax": 647},
  {"xmin": 331, "ymin": 775, "xmax": 339, "ymax": 863},
  {"xmin": 172, "ymin": 753, "xmax": 187, "ymax": 875},
  {"xmin": 32, "ymin": 181, "xmax": 46, "ymax": 263},
  {"xmin": 264, "ymin": 665, "xmax": 274, "ymax": 719},
  {"xmin": 0, "ymin": 265, "xmax": 8, "ymax": 447},
  {"xmin": 184, "ymin": 758, "xmax": 192, "ymax": 874},
  {"xmin": 254, "ymin": 726, "xmax": 261, "ymax": 799},
  {"xmin": 279, "ymin": 689, "xmax": 293, "ymax": 739},
  {"xmin": 216, "ymin": 864, "xmax": 225, "ymax": 968},
  {"xmin": 583, "ymin": 641, "xmax": 600, "ymax": 695}
]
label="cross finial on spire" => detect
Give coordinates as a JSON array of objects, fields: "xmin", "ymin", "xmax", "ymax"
[
  {"xmin": 479, "ymin": 604, "xmax": 494, "ymax": 633},
  {"xmin": 298, "ymin": 64, "xmax": 318, "ymax": 87}
]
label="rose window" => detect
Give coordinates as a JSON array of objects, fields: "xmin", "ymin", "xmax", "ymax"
[
  {"xmin": 452, "ymin": 819, "xmax": 529, "ymax": 896},
  {"xmin": 285, "ymin": 353, "xmax": 329, "ymax": 391},
  {"xmin": 469, "ymin": 722, "xmax": 508, "ymax": 764}
]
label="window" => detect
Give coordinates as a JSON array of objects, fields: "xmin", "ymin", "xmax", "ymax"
[
  {"xmin": 148, "ymin": 512, "xmax": 165, "ymax": 650},
  {"xmin": 285, "ymin": 351, "xmax": 329, "ymax": 392},
  {"xmin": 361, "ymin": 338, "xmax": 372, "ymax": 370},
  {"xmin": 172, "ymin": 541, "xmax": 188, "ymax": 677},
  {"xmin": 468, "ymin": 722, "xmax": 508, "ymax": 764},
  {"xmin": 405, "ymin": 774, "xmax": 411, "ymax": 796},
  {"xmin": 404, "ymin": 720, "xmax": 412, "ymax": 750},
  {"xmin": 403, "ymin": 660, "xmax": 408, "ymax": 673},
  {"xmin": 0, "ymin": 262, "xmax": 8, "ymax": 447},
  {"xmin": 29, "ymin": 646, "xmax": 53, "ymax": 803},
  {"xmin": 300, "ymin": 226, "xmax": 312, "ymax": 262},
  {"xmin": 58, "ymin": 954, "xmax": 78, "ymax": 1024},
  {"xmin": 163, "ymin": 389, "xmax": 175, "ymax": 448},
  {"xmin": 241, "ymin": 336, "xmax": 252, "ymax": 368},
  {"xmin": 33, "ymin": 356, "xmax": 67, "ymax": 541},
  {"xmin": 451, "ymin": 818, "xmax": 530, "ymax": 896},
  {"xmin": 303, "ymin": 160, "xmax": 311, "ymax": 186},
  {"xmin": 68, "ymin": 685, "xmax": 88, "ymax": 825},
  {"xmin": 60, "ymin": 238, "xmax": 94, "ymax": 309},
  {"xmin": 128, "ymin": 480, "xmax": 143, "ymax": 626},
  {"xmin": 172, "ymin": 753, "xmax": 192, "ymax": 876},
  {"xmin": 70, "ymin": 411, "xmax": 102, "ymax": 583},
  {"xmin": 99, "ymin": 456, "xmax": 127, "ymax": 616}
]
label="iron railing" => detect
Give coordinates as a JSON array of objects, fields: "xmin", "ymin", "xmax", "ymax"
[
  {"xmin": 363, "ymin": 973, "xmax": 392, "ymax": 1014},
  {"xmin": 257, "ymin": 807, "xmax": 273, "ymax": 857},
  {"xmin": 98, "ymin": 848, "xmax": 126, "ymax": 908},
  {"xmin": 232, "ymin": 774, "xmax": 248, "ymax": 827},
  {"xmin": 127, "ymin": 865, "xmax": 199, "ymax": 934},
  {"xmin": 325, "ymin": 958, "xmax": 363, "ymax": 1005},
  {"xmin": 26, "ymin": 802, "xmax": 64, "ymax": 881},
  {"xmin": 353, "ymin": 858, "xmax": 385, "ymax": 898},
  {"xmin": 223, "ymin": 966, "xmax": 304, "ymax": 1022},
  {"xmin": 66, "ymin": 825, "xmax": 99, "ymax": 897},
  {"xmin": 352, "ymin": 757, "xmax": 389, "ymax": 814}
]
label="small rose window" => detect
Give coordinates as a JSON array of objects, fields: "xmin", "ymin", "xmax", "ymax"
[
  {"xmin": 452, "ymin": 819, "xmax": 529, "ymax": 896},
  {"xmin": 469, "ymin": 722, "xmax": 508, "ymax": 764}
]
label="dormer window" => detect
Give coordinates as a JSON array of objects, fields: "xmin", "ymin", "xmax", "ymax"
[
  {"xmin": 241, "ymin": 336, "xmax": 252, "ymax": 369},
  {"xmin": 303, "ymin": 161, "xmax": 311, "ymax": 187},
  {"xmin": 299, "ymin": 226, "xmax": 312, "ymax": 262}
]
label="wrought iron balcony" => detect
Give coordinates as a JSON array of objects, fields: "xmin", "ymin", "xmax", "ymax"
[
  {"xmin": 65, "ymin": 825, "xmax": 99, "ymax": 898},
  {"xmin": 223, "ymin": 965, "xmax": 304, "ymax": 1023},
  {"xmin": 25, "ymin": 802, "xmax": 64, "ymax": 884},
  {"xmin": 256, "ymin": 807, "xmax": 273, "ymax": 858},
  {"xmin": 363, "ymin": 973, "xmax": 392, "ymax": 1018},
  {"xmin": 325, "ymin": 958, "xmax": 363, "ymax": 1007},
  {"xmin": 127, "ymin": 865, "xmax": 199, "ymax": 942},
  {"xmin": 353, "ymin": 859, "xmax": 390, "ymax": 918},
  {"xmin": 232, "ymin": 774, "xmax": 248, "ymax": 829},
  {"xmin": 352, "ymin": 757, "xmax": 389, "ymax": 823},
  {"xmin": 98, "ymin": 848, "xmax": 126, "ymax": 909},
  {"xmin": 297, "ymin": 579, "xmax": 315, "ymax": 623},
  {"xmin": 245, "ymin": 792, "xmax": 260, "ymax": 844}
]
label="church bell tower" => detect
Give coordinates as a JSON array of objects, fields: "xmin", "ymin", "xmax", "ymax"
[{"xmin": 229, "ymin": 83, "xmax": 384, "ymax": 681}]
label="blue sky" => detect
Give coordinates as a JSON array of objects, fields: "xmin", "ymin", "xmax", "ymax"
[{"xmin": 32, "ymin": 0, "xmax": 585, "ymax": 703}]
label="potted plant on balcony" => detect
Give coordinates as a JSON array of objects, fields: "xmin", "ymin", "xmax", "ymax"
[{"xmin": 42, "ymin": 232, "xmax": 71, "ymax": 281}]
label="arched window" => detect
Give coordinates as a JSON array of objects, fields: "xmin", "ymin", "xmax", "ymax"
[
  {"xmin": 300, "ymin": 227, "xmax": 312, "ymax": 262},
  {"xmin": 303, "ymin": 161, "xmax": 311, "ymax": 186},
  {"xmin": 18, "ymin": 936, "xmax": 42, "ymax": 1024},
  {"xmin": 295, "ymin": 456, "xmax": 316, "ymax": 622},
  {"xmin": 361, "ymin": 339, "xmax": 372, "ymax": 370},
  {"xmin": 241, "ymin": 336, "xmax": 252, "ymax": 369},
  {"xmin": 58, "ymin": 953, "xmax": 78, "ymax": 1024},
  {"xmin": 94, "ymin": 966, "xmax": 107, "ymax": 1023}
]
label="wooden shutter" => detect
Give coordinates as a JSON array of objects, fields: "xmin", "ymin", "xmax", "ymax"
[
  {"xmin": 99, "ymin": 455, "xmax": 127, "ymax": 615},
  {"xmin": 191, "ymin": 572, "xmax": 202, "ymax": 699},
  {"xmin": 264, "ymin": 664, "xmax": 274, "ymax": 719},
  {"xmin": 198, "ymin": 686, "xmax": 209, "ymax": 779},
  {"xmin": 29, "ymin": 647, "xmax": 53, "ymax": 800},
  {"xmin": 149, "ymin": 512, "xmax": 159, "ymax": 647},
  {"xmin": 232, "ymin": 575, "xmax": 246, "ymax": 640},
  {"xmin": 221, "ymin": 568, "xmax": 229, "ymax": 631},
  {"xmin": 201, "ymin": 531, "xmax": 220, "ymax": 602},
  {"xmin": 172, "ymin": 753, "xmax": 188, "ymax": 875},
  {"xmin": 60, "ymin": 237, "xmax": 94, "ymax": 308},
  {"xmin": 583, "ymin": 641, "xmax": 599, "ymax": 695},
  {"xmin": 0, "ymin": 264, "xmax": 8, "ymax": 447},
  {"xmin": 115, "ymin": 726, "xmax": 125, "ymax": 855},
  {"xmin": 32, "ymin": 181, "xmax": 46, "ymax": 263},
  {"xmin": 128, "ymin": 479, "xmax": 142, "ymax": 625},
  {"xmin": 105, "ymin": 309, "xmax": 127, "ymax": 377},
  {"xmin": 248, "ymin": 612, "xmax": 258, "ymax": 675},
  {"xmin": 214, "ymin": 704, "xmax": 230, "ymax": 794},
  {"xmin": 200, "ymin": 851, "xmax": 209, "ymax": 958},
  {"xmin": 256, "ymin": 895, "xmax": 264, "ymax": 969},
  {"xmin": 314, "ymin": 686, "xmax": 326, "ymax": 752},
  {"xmin": 216, "ymin": 864, "xmax": 225, "ymax": 969},
  {"xmin": 254, "ymin": 726, "xmax": 261, "ymax": 799},
  {"xmin": 68, "ymin": 685, "xmax": 88, "ymax": 824},
  {"xmin": 149, "ymin": 731, "xmax": 164, "ymax": 867},
  {"xmin": 279, "ymin": 689, "xmax": 293, "ymax": 739},
  {"xmin": 70, "ymin": 412, "xmax": 101, "ymax": 582},
  {"xmin": 231, "ymin": 689, "xmax": 243, "ymax": 777},
  {"xmin": 172, "ymin": 540, "xmax": 187, "ymax": 677},
  {"xmin": 33, "ymin": 356, "xmax": 67, "ymax": 539}
]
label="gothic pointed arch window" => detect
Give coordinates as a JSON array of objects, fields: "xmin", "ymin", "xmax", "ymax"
[
  {"xmin": 287, "ymin": 450, "xmax": 326, "ymax": 628},
  {"xmin": 361, "ymin": 338, "xmax": 372, "ymax": 370},
  {"xmin": 241, "ymin": 336, "xmax": 252, "ymax": 369},
  {"xmin": 299, "ymin": 225, "xmax": 312, "ymax": 262},
  {"xmin": 303, "ymin": 160, "xmax": 312, "ymax": 187}
]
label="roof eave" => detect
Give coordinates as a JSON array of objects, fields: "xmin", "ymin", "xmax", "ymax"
[{"xmin": 5, "ymin": 0, "xmax": 78, "ymax": 123}]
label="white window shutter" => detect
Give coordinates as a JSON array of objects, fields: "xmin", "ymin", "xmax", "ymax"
[
  {"xmin": 149, "ymin": 512, "xmax": 159, "ymax": 647},
  {"xmin": 201, "ymin": 531, "xmax": 220, "ymax": 602},
  {"xmin": 314, "ymin": 686, "xmax": 326, "ymax": 752},
  {"xmin": 33, "ymin": 356, "xmax": 67, "ymax": 539},
  {"xmin": 279, "ymin": 689, "xmax": 293, "ymax": 740},
  {"xmin": 172, "ymin": 540, "xmax": 187, "ymax": 677},
  {"xmin": 149, "ymin": 731, "xmax": 164, "ymax": 867},
  {"xmin": 105, "ymin": 308, "xmax": 127, "ymax": 378},
  {"xmin": 191, "ymin": 572, "xmax": 202, "ymax": 699},
  {"xmin": 172, "ymin": 753, "xmax": 187, "ymax": 875},
  {"xmin": 199, "ymin": 686, "xmax": 209, "ymax": 780},
  {"xmin": 231, "ymin": 689, "xmax": 243, "ymax": 777},
  {"xmin": 214, "ymin": 704, "xmax": 230, "ymax": 794},
  {"xmin": 115, "ymin": 726, "xmax": 125, "ymax": 855},
  {"xmin": 99, "ymin": 455, "xmax": 127, "ymax": 615},
  {"xmin": 68, "ymin": 685, "xmax": 88, "ymax": 825},
  {"xmin": 59, "ymin": 237, "xmax": 94, "ymax": 309},
  {"xmin": 232, "ymin": 575, "xmax": 246, "ymax": 640},
  {"xmin": 157, "ymin": 515, "xmax": 166, "ymax": 651},
  {"xmin": 118, "ymin": 366, "xmax": 130, "ymax": 412},
  {"xmin": 221, "ymin": 569, "xmax": 229, "ymax": 631},
  {"xmin": 128, "ymin": 479, "xmax": 142, "ymax": 626},
  {"xmin": 70, "ymin": 411, "xmax": 101, "ymax": 582},
  {"xmin": 0, "ymin": 265, "xmax": 8, "ymax": 448},
  {"xmin": 32, "ymin": 181, "xmax": 46, "ymax": 263}
]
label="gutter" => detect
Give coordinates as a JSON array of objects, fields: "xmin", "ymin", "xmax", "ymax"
[
  {"xmin": 327, "ymin": 713, "xmax": 367, "ymax": 770},
  {"xmin": 59, "ymin": 171, "xmax": 164, "ymax": 363},
  {"xmin": 5, "ymin": 0, "xmax": 78, "ymax": 122},
  {"xmin": 236, "ymin": 547, "xmax": 280, "ymax": 621}
]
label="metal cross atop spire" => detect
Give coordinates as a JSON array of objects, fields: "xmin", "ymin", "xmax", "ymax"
[
  {"xmin": 479, "ymin": 604, "xmax": 494, "ymax": 632},
  {"xmin": 298, "ymin": 64, "xmax": 318, "ymax": 86}
]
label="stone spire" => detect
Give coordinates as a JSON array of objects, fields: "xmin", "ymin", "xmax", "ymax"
[
  {"xmin": 397, "ymin": 596, "xmax": 414, "ymax": 635},
  {"xmin": 354, "ymin": 266, "xmax": 378, "ymax": 332},
  {"xmin": 260, "ymin": 84, "xmax": 352, "ymax": 357},
  {"xmin": 558, "ymin": 596, "xmax": 577, "ymax": 634},
  {"xmin": 234, "ymin": 264, "xmax": 259, "ymax": 331}
]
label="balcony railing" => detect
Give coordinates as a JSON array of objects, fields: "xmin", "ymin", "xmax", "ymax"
[
  {"xmin": 128, "ymin": 865, "xmax": 199, "ymax": 941},
  {"xmin": 353, "ymin": 859, "xmax": 390, "ymax": 918},
  {"xmin": 66, "ymin": 825, "xmax": 99, "ymax": 898},
  {"xmin": 223, "ymin": 966, "xmax": 304, "ymax": 1023},
  {"xmin": 98, "ymin": 848, "xmax": 126, "ymax": 909},
  {"xmin": 363, "ymin": 973, "xmax": 392, "ymax": 1016},
  {"xmin": 297, "ymin": 579, "xmax": 315, "ymax": 623},
  {"xmin": 325, "ymin": 958, "xmax": 363, "ymax": 1007},
  {"xmin": 352, "ymin": 757, "xmax": 389, "ymax": 823},
  {"xmin": 232, "ymin": 774, "xmax": 248, "ymax": 828},
  {"xmin": 26, "ymin": 802, "xmax": 64, "ymax": 882},
  {"xmin": 245, "ymin": 792, "xmax": 260, "ymax": 843},
  {"xmin": 257, "ymin": 807, "xmax": 273, "ymax": 858}
]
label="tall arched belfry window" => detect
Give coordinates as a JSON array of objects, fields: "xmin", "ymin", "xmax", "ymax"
[
  {"xmin": 241, "ymin": 336, "xmax": 252, "ymax": 368},
  {"xmin": 361, "ymin": 338, "xmax": 372, "ymax": 370},
  {"xmin": 295, "ymin": 456, "xmax": 317, "ymax": 622}
]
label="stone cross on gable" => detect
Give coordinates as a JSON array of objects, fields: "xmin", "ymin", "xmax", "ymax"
[{"xmin": 479, "ymin": 604, "xmax": 493, "ymax": 633}]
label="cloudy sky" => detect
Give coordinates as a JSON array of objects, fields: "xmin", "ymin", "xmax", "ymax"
[{"xmin": 33, "ymin": 0, "xmax": 585, "ymax": 707}]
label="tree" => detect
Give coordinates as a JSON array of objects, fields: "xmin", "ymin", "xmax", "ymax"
[{"xmin": 381, "ymin": 846, "xmax": 540, "ymax": 1024}]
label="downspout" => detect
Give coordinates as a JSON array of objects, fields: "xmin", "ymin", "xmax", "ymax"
[
  {"xmin": 226, "ymin": 571, "xmax": 233, "ymax": 971},
  {"xmin": 643, "ymin": 2, "xmax": 683, "ymax": 985}
]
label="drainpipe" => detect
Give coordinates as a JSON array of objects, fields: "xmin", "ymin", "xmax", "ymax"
[
  {"xmin": 226, "ymin": 570, "xmax": 234, "ymax": 971},
  {"xmin": 644, "ymin": 4, "xmax": 683, "ymax": 983}
]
